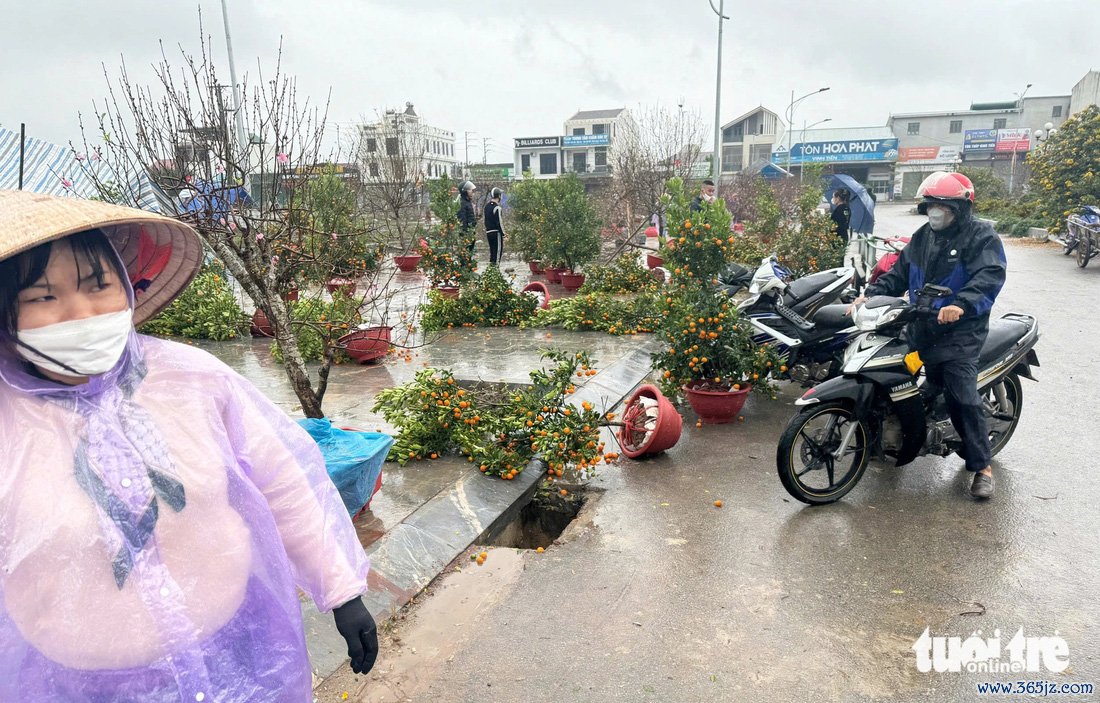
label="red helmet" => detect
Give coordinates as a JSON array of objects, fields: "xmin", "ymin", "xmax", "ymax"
[{"xmin": 916, "ymin": 171, "xmax": 975, "ymax": 203}]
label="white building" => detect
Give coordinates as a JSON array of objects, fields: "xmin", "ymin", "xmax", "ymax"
[
  {"xmin": 888, "ymin": 94, "xmax": 1071, "ymax": 197},
  {"xmin": 561, "ymin": 108, "xmax": 636, "ymax": 176},
  {"xmin": 720, "ymin": 106, "xmax": 785, "ymax": 174},
  {"xmin": 1071, "ymin": 70, "xmax": 1100, "ymax": 117},
  {"xmin": 359, "ymin": 102, "xmax": 459, "ymax": 181},
  {"xmin": 512, "ymin": 108, "xmax": 637, "ymax": 180}
]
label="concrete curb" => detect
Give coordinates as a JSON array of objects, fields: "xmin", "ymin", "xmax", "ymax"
[{"xmin": 305, "ymin": 337, "xmax": 659, "ymax": 682}]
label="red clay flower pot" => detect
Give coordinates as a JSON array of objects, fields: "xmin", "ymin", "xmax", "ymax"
[
  {"xmin": 394, "ymin": 254, "xmax": 422, "ymax": 272},
  {"xmin": 528, "ymin": 260, "xmax": 545, "ymax": 274},
  {"xmin": 250, "ymin": 308, "xmax": 274, "ymax": 338},
  {"xmin": 282, "ymin": 287, "xmax": 300, "ymax": 302},
  {"xmin": 646, "ymin": 254, "xmax": 664, "ymax": 269},
  {"xmin": 560, "ymin": 272, "xmax": 585, "ymax": 291},
  {"xmin": 545, "ymin": 267, "xmax": 566, "ymax": 284},
  {"xmin": 683, "ymin": 383, "xmax": 751, "ymax": 425},
  {"xmin": 326, "ymin": 278, "xmax": 358, "ymax": 296},
  {"xmin": 618, "ymin": 384, "xmax": 683, "ymax": 459},
  {"xmin": 339, "ymin": 326, "xmax": 393, "ymax": 364},
  {"xmin": 434, "ymin": 285, "xmax": 460, "ymax": 299},
  {"xmin": 520, "ymin": 281, "xmax": 552, "ymax": 309}
]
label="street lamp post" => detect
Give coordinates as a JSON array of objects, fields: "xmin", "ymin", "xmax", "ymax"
[
  {"xmin": 785, "ymin": 87, "xmax": 830, "ymax": 175},
  {"xmin": 1008, "ymin": 83, "xmax": 1033, "ymax": 195},
  {"xmin": 708, "ymin": 0, "xmax": 729, "ymax": 188},
  {"xmin": 798, "ymin": 117, "xmax": 831, "ymax": 182}
]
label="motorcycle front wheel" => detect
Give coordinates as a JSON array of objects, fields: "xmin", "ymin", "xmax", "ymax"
[
  {"xmin": 1077, "ymin": 237, "xmax": 1091, "ymax": 268},
  {"xmin": 776, "ymin": 402, "xmax": 870, "ymax": 505}
]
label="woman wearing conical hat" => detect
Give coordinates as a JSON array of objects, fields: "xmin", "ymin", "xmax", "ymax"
[{"xmin": 0, "ymin": 190, "xmax": 377, "ymax": 702}]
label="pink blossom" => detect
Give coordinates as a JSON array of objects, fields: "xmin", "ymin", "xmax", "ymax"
[
  {"xmin": 276, "ymin": 152, "xmax": 289, "ymax": 165},
  {"xmin": 215, "ymin": 163, "xmax": 226, "ymax": 173},
  {"xmin": 74, "ymin": 152, "xmax": 86, "ymax": 162},
  {"xmin": 218, "ymin": 218, "xmax": 227, "ymax": 226},
  {"xmin": 255, "ymin": 232, "xmax": 264, "ymax": 241},
  {"xmin": 185, "ymin": 175, "xmax": 193, "ymax": 183},
  {"xmin": 229, "ymin": 222, "xmax": 238, "ymax": 231},
  {"xmin": 61, "ymin": 178, "xmax": 73, "ymax": 189},
  {"xmin": 91, "ymin": 148, "xmax": 102, "ymax": 162},
  {"xmin": 271, "ymin": 255, "xmax": 279, "ymax": 266},
  {"xmin": 330, "ymin": 232, "xmax": 338, "ymax": 241}
]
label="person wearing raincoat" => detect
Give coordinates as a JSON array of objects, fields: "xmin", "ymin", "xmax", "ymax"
[{"xmin": 0, "ymin": 190, "xmax": 378, "ymax": 702}]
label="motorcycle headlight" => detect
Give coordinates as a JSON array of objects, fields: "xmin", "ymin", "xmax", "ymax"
[{"xmin": 853, "ymin": 305, "xmax": 903, "ymax": 331}]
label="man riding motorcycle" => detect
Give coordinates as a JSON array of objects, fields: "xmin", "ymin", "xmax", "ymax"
[{"xmin": 848, "ymin": 171, "xmax": 1007, "ymax": 499}]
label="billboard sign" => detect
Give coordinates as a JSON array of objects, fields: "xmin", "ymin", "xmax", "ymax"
[
  {"xmin": 898, "ymin": 146, "xmax": 961, "ymax": 164},
  {"xmin": 995, "ymin": 128, "xmax": 1031, "ymax": 153},
  {"xmin": 772, "ymin": 138, "xmax": 899, "ymax": 164},
  {"xmin": 515, "ymin": 136, "xmax": 560, "ymax": 148},
  {"xmin": 964, "ymin": 129, "xmax": 998, "ymax": 152},
  {"xmin": 562, "ymin": 133, "xmax": 610, "ymax": 147}
]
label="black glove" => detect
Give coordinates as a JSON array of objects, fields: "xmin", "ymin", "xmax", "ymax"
[{"xmin": 333, "ymin": 597, "xmax": 379, "ymax": 674}]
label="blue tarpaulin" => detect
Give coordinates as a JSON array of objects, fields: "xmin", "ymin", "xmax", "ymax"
[
  {"xmin": 296, "ymin": 419, "xmax": 393, "ymax": 517},
  {"xmin": 0, "ymin": 126, "xmax": 176, "ymax": 213}
]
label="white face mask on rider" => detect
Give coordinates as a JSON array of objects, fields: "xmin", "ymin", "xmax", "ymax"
[
  {"xmin": 16, "ymin": 309, "xmax": 133, "ymax": 377},
  {"xmin": 927, "ymin": 205, "xmax": 955, "ymax": 231}
]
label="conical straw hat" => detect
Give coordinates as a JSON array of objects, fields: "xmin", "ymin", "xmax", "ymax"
[{"xmin": 0, "ymin": 190, "xmax": 203, "ymax": 325}]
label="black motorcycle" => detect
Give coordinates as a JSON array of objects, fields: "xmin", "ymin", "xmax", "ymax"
[
  {"xmin": 776, "ymin": 285, "xmax": 1040, "ymax": 504},
  {"xmin": 720, "ymin": 257, "xmax": 861, "ymax": 387}
]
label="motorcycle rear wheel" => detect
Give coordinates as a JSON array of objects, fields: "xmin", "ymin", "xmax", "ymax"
[
  {"xmin": 777, "ymin": 402, "xmax": 870, "ymax": 505},
  {"xmin": 985, "ymin": 372, "xmax": 1023, "ymax": 456}
]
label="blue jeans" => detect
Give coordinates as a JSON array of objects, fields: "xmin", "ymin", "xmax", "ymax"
[{"xmin": 925, "ymin": 359, "xmax": 992, "ymax": 472}]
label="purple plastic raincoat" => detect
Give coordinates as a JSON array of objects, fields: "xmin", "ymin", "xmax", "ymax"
[{"xmin": 0, "ymin": 331, "xmax": 370, "ymax": 702}]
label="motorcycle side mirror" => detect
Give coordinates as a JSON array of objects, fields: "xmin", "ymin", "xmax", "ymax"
[{"xmin": 917, "ymin": 284, "xmax": 953, "ymax": 299}]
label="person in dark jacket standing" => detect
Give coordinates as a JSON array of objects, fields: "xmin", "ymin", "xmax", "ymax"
[
  {"xmin": 850, "ymin": 171, "xmax": 1007, "ymax": 499},
  {"xmin": 457, "ymin": 180, "xmax": 478, "ymax": 253},
  {"xmin": 483, "ymin": 187, "xmax": 506, "ymax": 266},
  {"xmin": 690, "ymin": 179, "xmax": 716, "ymax": 212},
  {"xmin": 830, "ymin": 187, "xmax": 852, "ymax": 242}
]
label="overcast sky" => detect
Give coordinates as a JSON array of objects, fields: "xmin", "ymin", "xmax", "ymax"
[{"xmin": 2, "ymin": 0, "xmax": 1097, "ymax": 163}]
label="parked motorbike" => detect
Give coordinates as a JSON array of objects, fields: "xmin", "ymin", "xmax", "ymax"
[
  {"xmin": 721, "ymin": 257, "xmax": 860, "ymax": 386},
  {"xmin": 775, "ymin": 284, "xmax": 1040, "ymax": 504},
  {"xmin": 1057, "ymin": 205, "xmax": 1100, "ymax": 268}
]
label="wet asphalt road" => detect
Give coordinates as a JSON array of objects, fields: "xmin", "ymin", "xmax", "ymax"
[{"xmin": 351, "ymin": 207, "xmax": 1100, "ymax": 702}]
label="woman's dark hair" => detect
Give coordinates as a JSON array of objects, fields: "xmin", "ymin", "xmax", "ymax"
[
  {"xmin": 834, "ymin": 187, "xmax": 851, "ymax": 203},
  {"xmin": 0, "ymin": 229, "xmax": 126, "ymax": 338}
]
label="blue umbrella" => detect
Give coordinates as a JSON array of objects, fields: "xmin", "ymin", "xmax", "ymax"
[{"xmin": 825, "ymin": 174, "xmax": 875, "ymax": 234}]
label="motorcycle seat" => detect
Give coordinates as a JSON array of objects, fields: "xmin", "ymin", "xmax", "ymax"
[
  {"xmin": 811, "ymin": 304, "xmax": 852, "ymax": 330},
  {"xmin": 978, "ymin": 316, "xmax": 1031, "ymax": 368},
  {"xmin": 786, "ymin": 270, "xmax": 842, "ymax": 303}
]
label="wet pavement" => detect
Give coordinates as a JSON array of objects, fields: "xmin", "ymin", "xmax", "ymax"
[{"xmin": 324, "ymin": 205, "xmax": 1100, "ymax": 702}]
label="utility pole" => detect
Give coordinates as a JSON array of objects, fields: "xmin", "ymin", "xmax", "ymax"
[
  {"xmin": 482, "ymin": 137, "xmax": 492, "ymax": 165},
  {"xmin": 219, "ymin": 0, "xmax": 250, "ymax": 188},
  {"xmin": 708, "ymin": 0, "xmax": 728, "ymax": 189},
  {"xmin": 464, "ymin": 131, "xmax": 477, "ymax": 176}
]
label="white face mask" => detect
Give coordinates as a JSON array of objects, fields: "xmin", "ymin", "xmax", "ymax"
[
  {"xmin": 16, "ymin": 309, "xmax": 133, "ymax": 377},
  {"xmin": 927, "ymin": 205, "xmax": 955, "ymax": 231}
]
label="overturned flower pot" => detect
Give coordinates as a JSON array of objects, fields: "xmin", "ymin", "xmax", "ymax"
[
  {"xmin": 646, "ymin": 254, "xmax": 664, "ymax": 269},
  {"xmin": 520, "ymin": 281, "xmax": 552, "ymax": 309},
  {"xmin": 618, "ymin": 384, "xmax": 682, "ymax": 459}
]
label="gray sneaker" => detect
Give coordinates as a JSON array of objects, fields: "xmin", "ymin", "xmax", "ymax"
[{"xmin": 970, "ymin": 472, "xmax": 994, "ymax": 499}]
